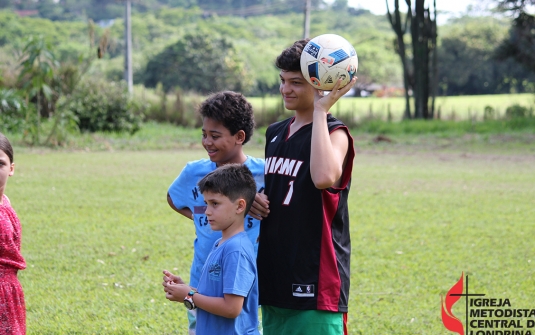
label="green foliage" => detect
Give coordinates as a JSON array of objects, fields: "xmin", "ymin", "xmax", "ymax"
[
  {"xmin": 438, "ymin": 16, "xmax": 535, "ymax": 95},
  {"xmin": 132, "ymin": 85, "xmax": 203, "ymax": 127},
  {"xmin": 0, "ymin": 88, "xmax": 27, "ymax": 132},
  {"xmin": 495, "ymin": 12, "xmax": 535, "ymax": 74},
  {"xmin": 483, "ymin": 105, "xmax": 496, "ymax": 120},
  {"xmin": 0, "ymin": 10, "xmax": 88, "ymax": 47},
  {"xmin": 353, "ymin": 116, "xmax": 535, "ymax": 135},
  {"xmin": 18, "ymin": 36, "xmax": 57, "ymax": 101},
  {"xmin": 505, "ymin": 103, "xmax": 533, "ymax": 118},
  {"xmin": 18, "ymin": 35, "xmax": 58, "ymax": 144},
  {"xmin": 142, "ymin": 31, "xmax": 253, "ymax": 94},
  {"xmin": 66, "ymin": 78, "xmax": 142, "ymax": 134},
  {"xmin": 3, "ymin": 5, "xmax": 535, "ymax": 100},
  {"xmin": 1, "ymin": 8, "xmax": 401, "ymax": 96}
]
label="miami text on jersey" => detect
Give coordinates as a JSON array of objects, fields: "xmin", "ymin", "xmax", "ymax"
[{"xmin": 264, "ymin": 157, "xmax": 304, "ymax": 177}]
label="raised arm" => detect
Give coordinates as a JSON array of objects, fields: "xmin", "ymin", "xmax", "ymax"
[{"xmin": 310, "ymin": 78, "xmax": 355, "ymax": 189}]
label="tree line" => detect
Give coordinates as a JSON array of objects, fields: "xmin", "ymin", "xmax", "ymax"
[
  {"xmin": 1, "ymin": 2, "xmax": 534, "ymax": 99},
  {"xmin": 0, "ymin": 0, "xmax": 332, "ymax": 21}
]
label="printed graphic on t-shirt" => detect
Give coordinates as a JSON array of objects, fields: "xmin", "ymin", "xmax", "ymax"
[
  {"xmin": 191, "ymin": 186, "xmax": 199, "ymax": 200},
  {"xmin": 292, "ymin": 284, "xmax": 315, "ymax": 297},
  {"xmin": 208, "ymin": 263, "xmax": 222, "ymax": 281}
]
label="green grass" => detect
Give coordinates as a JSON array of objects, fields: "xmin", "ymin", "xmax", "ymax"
[
  {"xmin": 128, "ymin": 86, "xmax": 535, "ymax": 124},
  {"xmin": 348, "ymin": 151, "xmax": 535, "ymax": 333},
  {"xmin": 354, "ymin": 118, "xmax": 535, "ymax": 135},
  {"xmin": 249, "ymin": 93, "xmax": 535, "ymax": 121},
  {"xmin": 8, "ymin": 138, "xmax": 535, "ymax": 334},
  {"xmin": 5, "ymin": 116, "xmax": 535, "ymax": 156}
]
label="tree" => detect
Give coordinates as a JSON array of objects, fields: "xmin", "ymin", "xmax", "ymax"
[
  {"xmin": 438, "ymin": 17, "xmax": 535, "ymax": 95},
  {"xmin": 37, "ymin": 0, "xmax": 65, "ymax": 20},
  {"xmin": 496, "ymin": 0, "xmax": 535, "ymax": 11},
  {"xmin": 0, "ymin": 0, "xmax": 12, "ymax": 9},
  {"xmin": 494, "ymin": 0, "xmax": 535, "ymax": 73},
  {"xmin": 142, "ymin": 32, "xmax": 252, "ymax": 94},
  {"xmin": 18, "ymin": 36, "xmax": 58, "ymax": 144},
  {"xmin": 386, "ymin": 0, "xmax": 438, "ymax": 119},
  {"xmin": 331, "ymin": 0, "xmax": 348, "ymax": 11}
]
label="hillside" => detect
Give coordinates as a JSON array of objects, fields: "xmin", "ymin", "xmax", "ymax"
[{"xmin": 1, "ymin": 7, "xmax": 532, "ymax": 96}]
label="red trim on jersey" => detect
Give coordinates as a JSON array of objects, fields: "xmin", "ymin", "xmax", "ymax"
[
  {"xmin": 317, "ymin": 124, "xmax": 355, "ymax": 311},
  {"xmin": 285, "ymin": 117, "xmax": 296, "ymax": 141},
  {"xmin": 317, "ymin": 189, "xmax": 342, "ymax": 311},
  {"xmin": 327, "ymin": 125, "xmax": 354, "ymax": 191}
]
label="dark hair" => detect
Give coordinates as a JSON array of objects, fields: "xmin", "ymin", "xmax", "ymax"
[
  {"xmin": 0, "ymin": 133, "xmax": 13, "ymax": 164},
  {"xmin": 198, "ymin": 91, "xmax": 255, "ymax": 144},
  {"xmin": 198, "ymin": 164, "xmax": 257, "ymax": 217},
  {"xmin": 275, "ymin": 39, "xmax": 310, "ymax": 72}
]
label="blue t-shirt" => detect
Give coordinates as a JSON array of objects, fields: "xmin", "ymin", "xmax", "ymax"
[
  {"xmin": 168, "ymin": 156, "xmax": 265, "ymax": 287},
  {"xmin": 196, "ymin": 232, "xmax": 260, "ymax": 335}
]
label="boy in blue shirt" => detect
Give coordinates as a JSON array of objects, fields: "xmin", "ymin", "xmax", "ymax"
[
  {"xmin": 166, "ymin": 91, "xmax": 268, "ymax": 334},
  {"xmin": 163, "ymin": 164, "xmax": 260, "ymax": 335}
]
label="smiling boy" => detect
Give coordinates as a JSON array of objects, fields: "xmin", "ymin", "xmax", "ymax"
[
  {"xmin": 166, "ymin": 91, "xmax": 268, "ymax": 334},
  {"xmin": 257, "ymin": 39, "xmax": 356, "ymax": 334}
]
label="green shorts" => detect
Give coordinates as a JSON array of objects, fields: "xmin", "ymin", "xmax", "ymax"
[{"xmin": 261, "ymin": 305, "xmax": 347, "ymax": 335}]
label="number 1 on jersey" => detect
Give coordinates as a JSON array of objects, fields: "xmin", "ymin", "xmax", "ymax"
[{"xmin": 283, "ymin": 180, "xmax": 294, "ymax": 205}]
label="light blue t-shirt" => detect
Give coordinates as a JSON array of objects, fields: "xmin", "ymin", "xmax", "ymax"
[
  {"xmin": 196, "ymin": 232, "xmax": 260, "ymax": 335},
  {"xmin": 168, "ymin": 156, "xmax": 265, "ymax": 287}
]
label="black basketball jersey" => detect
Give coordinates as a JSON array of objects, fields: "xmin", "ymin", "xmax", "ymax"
[{"xmin": 257, "ymin": 114, "xmax": 354, "ymax": 312}]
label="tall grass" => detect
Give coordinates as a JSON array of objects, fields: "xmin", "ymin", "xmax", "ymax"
[
  {"xmin": 353, "ymin": 118, "xmax": 535, "ymax": 135},
  {"xmin": 132, "ymin": 85, "xmax": 534, "ymax": 128}
]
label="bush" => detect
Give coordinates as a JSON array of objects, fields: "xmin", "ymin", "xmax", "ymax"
[
  {"xmin": 505, "ymin": 104, "xmax": 533, "ymax": 119},
  {"xmin": 66, "ymin": 78, "xmax": 143, "ymax": 134},
  {"xmin": 132, "ymin": 85, "xmax": 204, "ymax": 128},
  {"xmin": 142, "ymin": 31, "xmax": 252, "ymax": 94},
  {"xmin": 0, "ymin": 88, "xmax": 28, "ymax": 132}
]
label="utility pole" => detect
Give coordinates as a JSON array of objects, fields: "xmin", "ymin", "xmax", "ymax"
[
  {"xmin": 124, "ymin": 0, "xmax": 133, "ymax": 95},
  {"xmin": 303, "ymin": 0, "xmax": 311, "ymax": 39}
]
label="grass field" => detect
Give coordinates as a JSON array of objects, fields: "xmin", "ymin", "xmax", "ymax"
[
  {"xmin": 248, "ymin": 93, "xmax": 535, "ymax": 122},
  {"xmin": 133, "ymin": 85, "xmax": 534, "ymax": 125},
  {"xmin": 8, "ymin": 139, "xmax": 535, "ymax": 334}
]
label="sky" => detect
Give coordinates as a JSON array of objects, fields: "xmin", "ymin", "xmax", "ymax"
[
  {"xmin": 347, "ymin": 0, "xmax": 484, "ymax": 16},
  {"xmin": 341, "ymin": 0, "xmax": 516, "ymax": 25}
]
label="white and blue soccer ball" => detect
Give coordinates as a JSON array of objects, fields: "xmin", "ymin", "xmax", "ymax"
[{"xmin": 300, "ymin": 34, "xmax": 358, "ymax": 91}]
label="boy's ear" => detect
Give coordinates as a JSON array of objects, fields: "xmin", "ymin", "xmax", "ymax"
[
  {"xmin": 234, "ymin": 130, "xmax": 246, "ymax": 145},
  {"xmin": 236, "ymin": 198, "xmax": 246, "ymax": 214}
]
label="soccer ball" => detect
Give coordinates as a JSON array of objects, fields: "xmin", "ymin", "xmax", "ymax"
[{"xmin": 300, "ymin": 34, "xmax": 358, "ymax": 91}]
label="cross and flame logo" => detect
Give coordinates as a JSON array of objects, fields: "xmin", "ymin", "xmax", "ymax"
[{"xmin": 441, "ymin": 272, "xmax": 465, "ymax": 335}]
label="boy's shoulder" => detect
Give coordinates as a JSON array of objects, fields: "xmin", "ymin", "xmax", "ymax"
[
  {"xmin": 182, "ymin": 158, "xmax": 215, "ymax": 172},
  {"xmin": 326, "ymin": 114, "xmax": 347, "ymax": 129},
  {"xmin": 222, "ymin": 232, "xmax": 255, "ymax": 255},
  {"xmin": 245, "ymin": 156, "xmax": 265, "ymax": 167},
  {"xmin": 206, "ymin": 233, "xmax": 255, "ymax": 267},
  {"xmin": 172, "ymin": 159, "xmax": 216, "ymax": 185}
]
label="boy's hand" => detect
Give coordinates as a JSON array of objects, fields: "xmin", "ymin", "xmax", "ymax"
[
  {"xmin": 163, "ymin": 282, "xmax": 191, "ymax": 303},
  {"xmin": 314, "ymin": 77, "xmax": 357, "ymax": 114},
  {"xmin": 162, "ymin": 270, "xmax": 185, "ymax": 285},
  {"xmin": 248, "ymin": 191, "xmax": 269, "ymax": 220}
]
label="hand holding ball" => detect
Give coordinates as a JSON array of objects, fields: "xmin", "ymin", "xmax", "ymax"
[{"xmin": 300, "ymin": 34, "xmax": 358, "ymax": 91}]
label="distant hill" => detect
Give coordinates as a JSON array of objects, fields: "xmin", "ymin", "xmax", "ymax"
[{"xmin": 1, "ymin": 5, "xmax": 533, "ymax": 97}]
